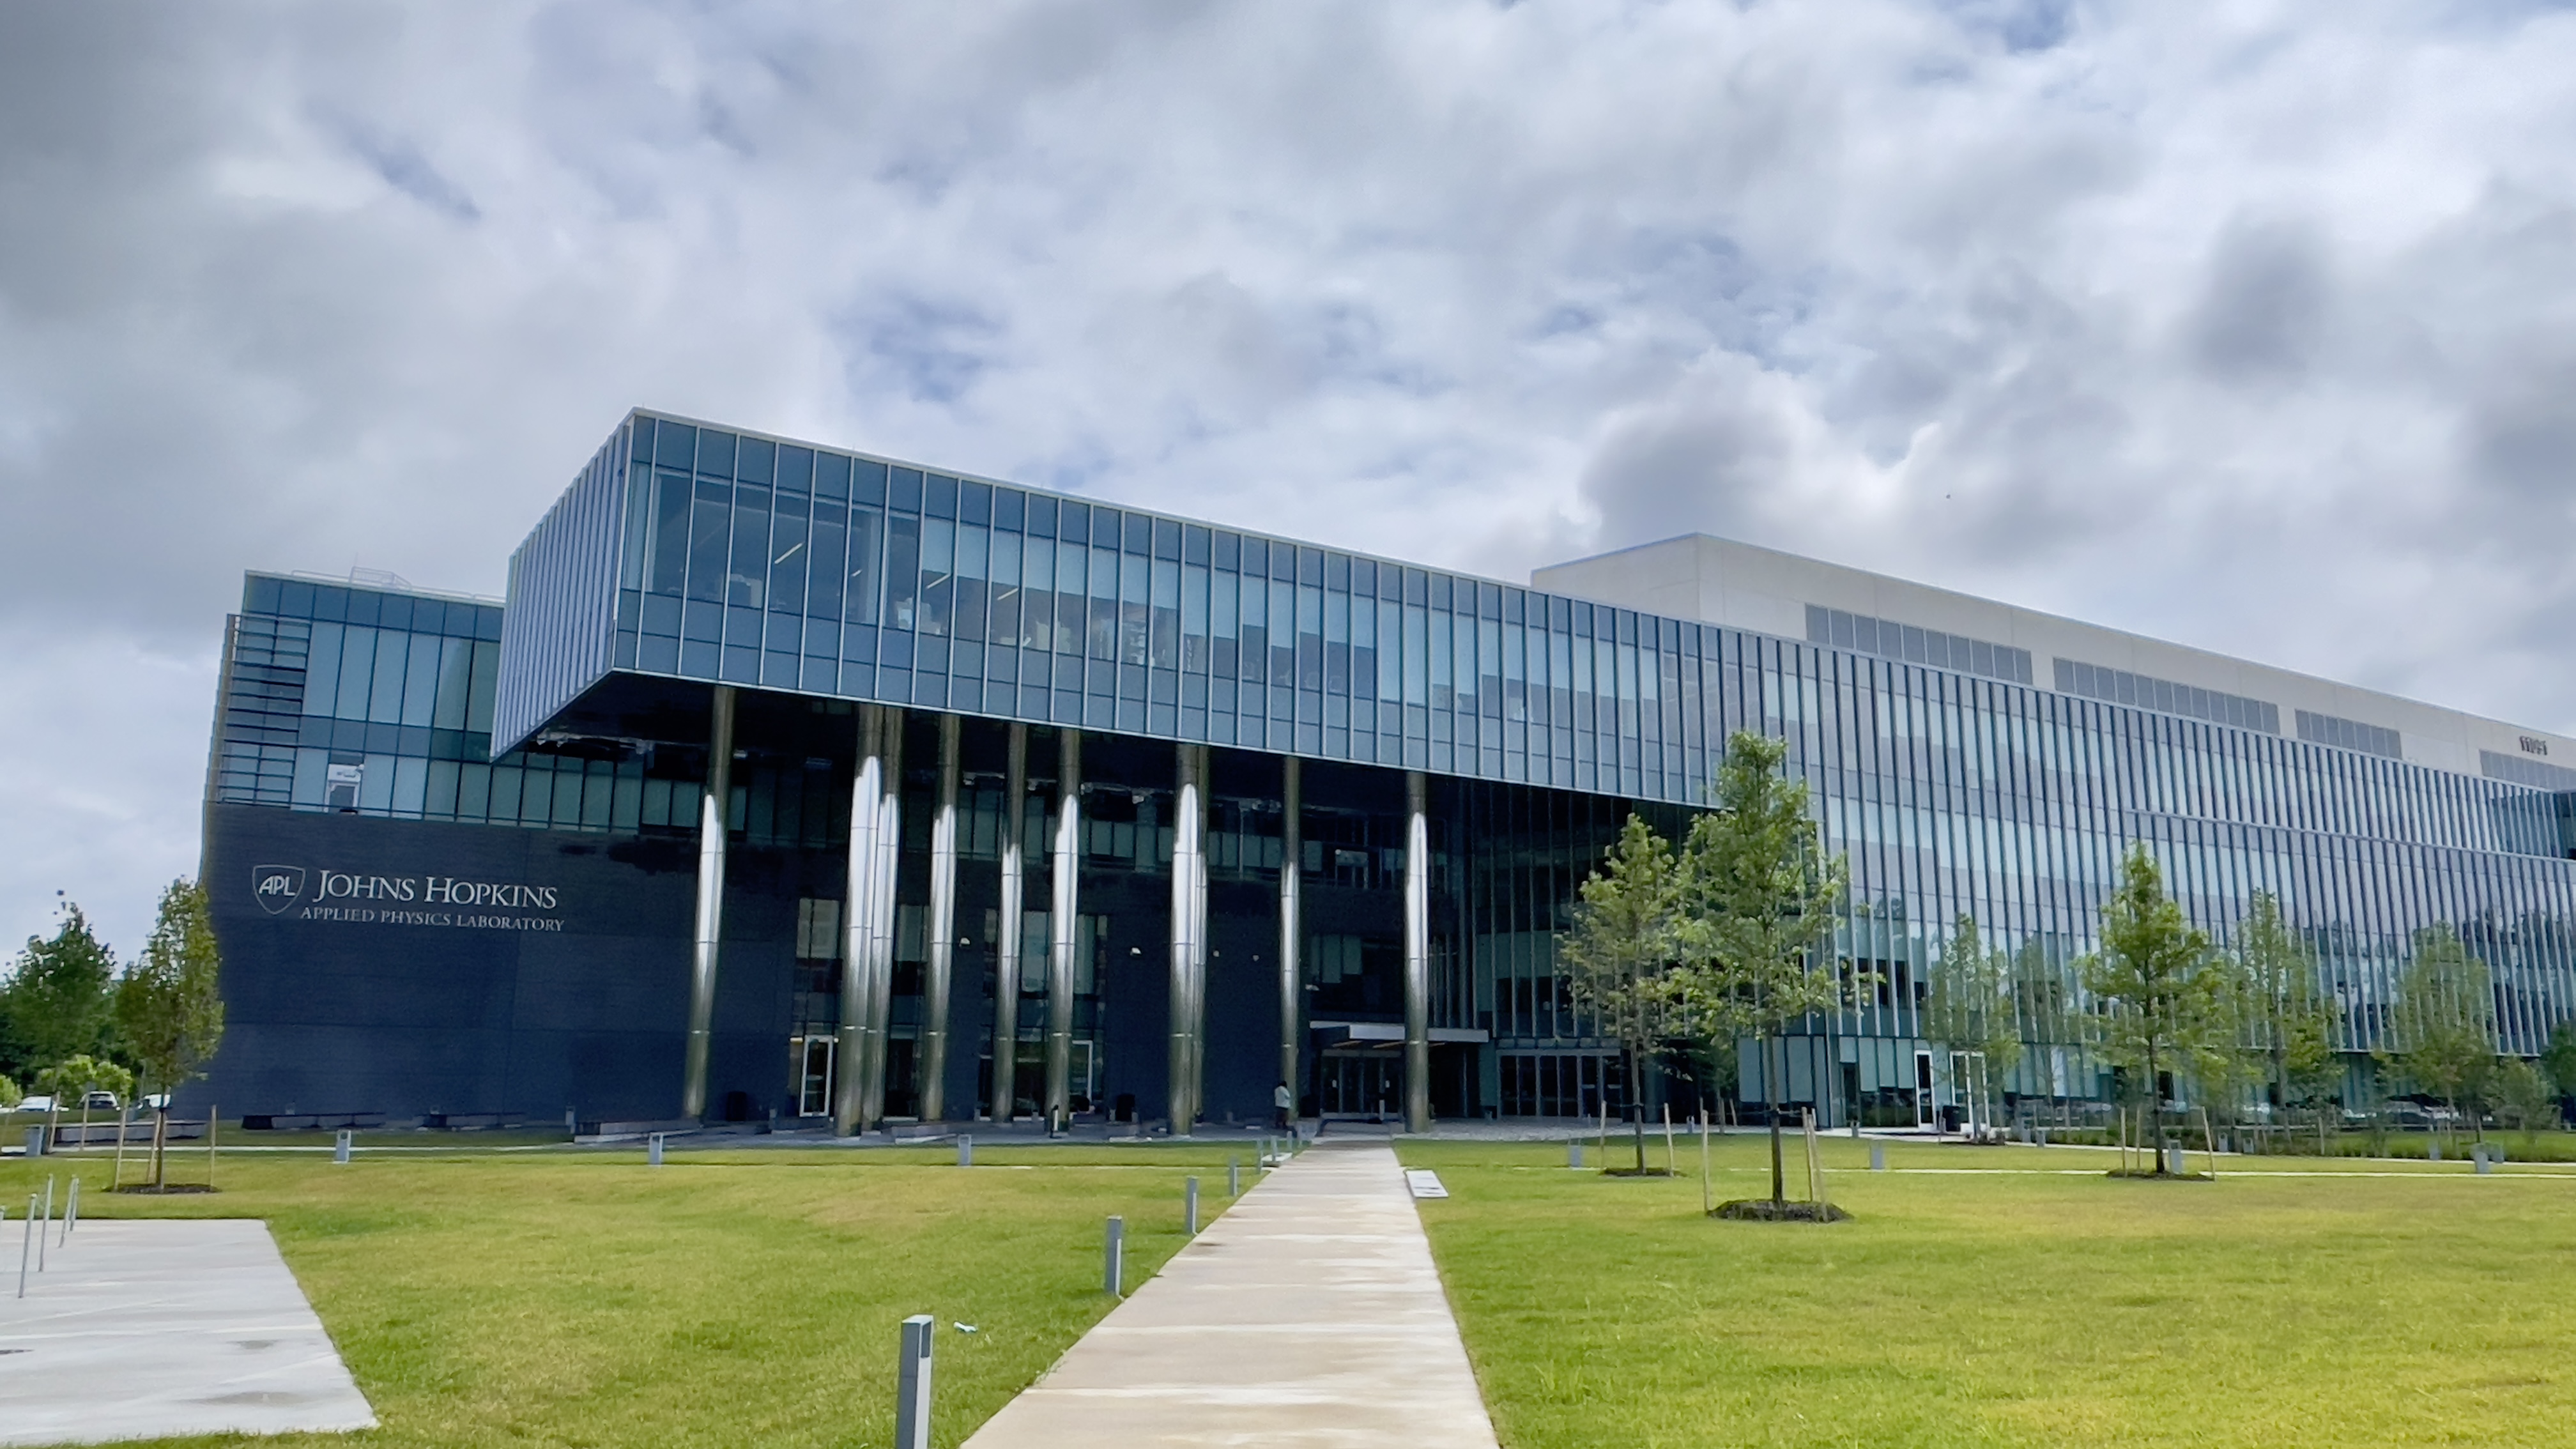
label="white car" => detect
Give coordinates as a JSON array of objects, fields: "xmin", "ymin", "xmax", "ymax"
[
  {"xmin": 80, "ymin": 1090, "xmax": 121, "ymax": 1111},
  {"xmin": 12, "ymin": 1094, "xmax": 57, "ymax": 1114}
]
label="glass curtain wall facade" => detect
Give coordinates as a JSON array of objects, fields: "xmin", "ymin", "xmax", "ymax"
[{"xmin": 198, "ymin": 406, "xmax": 2576, "ymax": 1125}]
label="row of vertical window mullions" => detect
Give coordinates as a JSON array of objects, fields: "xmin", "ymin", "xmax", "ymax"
[
  {"xmin": 613, "ymin": 450, "xmax": 1721, "ymax": 771},
  {"xmin": 296, "ymin": 621, "xmax": 501, "ymax": 737},
  {"xmin": 242, "ymin": 576, "xmax": 501, "ymax": 641}
]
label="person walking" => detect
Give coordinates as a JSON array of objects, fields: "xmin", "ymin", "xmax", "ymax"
[{"xmin": 1273, "ymin": 1080, "xmax": 1294, "ymax": 1133}]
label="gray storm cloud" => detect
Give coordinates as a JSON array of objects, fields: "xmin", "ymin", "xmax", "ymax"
[{"xmin": 2, "ymin": 1, "xmax": 2573, "ymax": 952}]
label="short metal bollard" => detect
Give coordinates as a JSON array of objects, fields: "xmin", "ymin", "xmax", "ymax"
[
  {"xmin": 1568, "ymin": 1140, "xmax": 1584, "ymax": 1169},
  {"xmin": 648, "ymin": 1133, "xmax": 664, "ymax": 1167},
  {"xmin": 1186, "ymin": 1177, "xmax": 1200, "ymax": 1236},
  {"xmin": 1229, "ymin": 1156, "xmax": 1240, "ymax": 1197},
  {"xmin": 895, "ymin": 1313, "xmax": 935, "ymax": 1449},
  {"xmin": 61, "ymin": 1179, "xmax": 77, "ymax": 1243},
  {"xmin": 1869, "ymin": 1142, "xmax": 1886, "ymax": 1172},
  {"xmin": 333, "ymin": 1130, "xmax": 352, "ymax": 1165},
  {"xmin": 958, "ymin": 1135, "xmax": 973, "ymax": 1168},
  {"xmin": 1103, "ymin": 1215, "xmax": 1125, "ymax": 1297},
  {"xmin": 17, "ymin": 1196, "xmax": 33, "ymax": 1298},
  {"xmin": 24, "ymin": 1126, "xmax": 43, "ymax": 1158},
  {"xmin": 2428, "ymin": 1139, "xmax": 2442, "ymax": 1163}
]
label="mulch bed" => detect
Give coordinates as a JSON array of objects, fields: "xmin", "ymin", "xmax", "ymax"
[
  {"xmin": 112, "ymin": 1184, "xmax": 221, "ymax": 1195},
  {"xmin": 2103, "ymin": 1169, "xmax": 2213, "ymax": 1181},
  {"xmin": 1713, "ymin": 1198, "xmax": 1852, "ymax": 1222}
]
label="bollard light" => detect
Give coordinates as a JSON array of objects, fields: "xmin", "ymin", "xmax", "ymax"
[
  {"xmin": 895, "ymin": 1314, "xmax": 935, "ymax": 1449},
  {"xmin": 1568, "ymin": 1139, "xmax": 1584, "ymax": 1170},
  {"xmin": 334, "ymin": 1130, "xmax": 352, "ymax": 1165},
  {"xmin": 958, "ymin": 1135, "xmax": 973, "ymax": 1169},
  {"xmin": 1870, "ymin": 1142, "xmax": 1886, "ymax": 1172},
  {"xmin": 1103, "ymin": 1215, "xmax": 1125, "ymax": 1297},
  {"xmin": 1186, "ymin": 1177, "xmax": 1200, "ymax": 1237},
  {"xmin": 1229, "ymin": 1156, "xmax": 1240, "ymax": 1197},
  {"xmin": 648, "ymin": 1133, "xmax": 665, "ymax": 1167}
]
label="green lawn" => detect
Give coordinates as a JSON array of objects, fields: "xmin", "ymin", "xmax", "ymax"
[
  {"xmin": 2, "ymin": 1140, "xmax": 1257, "ymax": 1448},
  {"xmin": 1401, "ymin": 1133, "xmax": 2576, "ymax": 1448}
]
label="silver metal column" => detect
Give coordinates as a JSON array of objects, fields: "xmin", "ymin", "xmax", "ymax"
[
  {"xmin": 920, "ymin": 713, "xmax": 962, "ymax": 1122},
  {"xmin": 1403, "ymin": 769, "xmax": 1431, "ymax": 1134},
  {"xmin": 1045, "ymin": 729, "xmax": 1082, "ymax": 1123},
  {"xmin": 836, "ymin": 704, "xmax": 891, "ymax": 1136},
  {"xmin": 990, "ymin": 723, "xmax": 1027, "ymax": 1121},
  {"xmin": 859, "ymin": 710, "xmax": 906, "ymax": 1127},
  {"xmin": 682, "ymin": 686, "xmax": 737, "ymax": 1120},
  {"xmin": 1168, "ymin": 744, "xmax": 1208, "ymax": 1135},
  {"xmin": 1278, "ymin": 756, "xmax": 1301, "ymax": 1108}
]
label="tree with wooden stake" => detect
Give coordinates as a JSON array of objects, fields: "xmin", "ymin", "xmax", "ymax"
[
  {"xmin": 33, "ymin": 1055, "xmax": 132, "ymax": 1155},
  {"xmin": 1925, "ymin": 914, "xmax": 2020, "ymax": 1140},
  {"xmin": 2083, "ymin": 847, "xmax": 2226, "ymax": 1178},
  {"xmin": 2388, "ymin": 923, "xmax": 2497, "ymax": 1153},
  {"xmin": 1668, "ymin": 731, "xmax": 1850, "ymax": 1221},
  {"xmin": 1560, "ymin": 814, "xmax": 1683, "ymax": 1176},
  {"xmin": 112, "ymin": 880, "xmax": 226, "ymax": 1191},
  {"xmin": 2232, "ymin": 892, "xmax": 2339, "ymax": 1151}
]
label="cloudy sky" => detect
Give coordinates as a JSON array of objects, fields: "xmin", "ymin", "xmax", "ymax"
[{"xmin": 4, "ymin": 1, "xmax": 2574, "ymax": 956}]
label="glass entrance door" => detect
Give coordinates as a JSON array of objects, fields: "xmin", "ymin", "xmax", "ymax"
[
  {"xmin": 799, "ymin": 1037, "xmax": 836, "ymax": 1118},
  {"xmin": 1321, "ymin": 1050, "xmax": 1400, "ymax": 1119}
]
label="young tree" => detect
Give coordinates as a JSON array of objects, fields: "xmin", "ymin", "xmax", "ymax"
[
  {"xmin": 1924, "ymin": 914, "xmax": 2021, "ymax": 1137},
  {"xmin": 1560, "ymin": 813, "xmax": 1683, "ymax": 1172},
  {"xmin": 114, "ymin": 879, "xmax": 226, "ymax": 1188},
  {"xmin": 2388, "ymin": 923, "xmax": 2497, "ymax": 1149},
  {"xmin": 2540, "ymin": 1021, "xmax": 2576, "ymax": 1116},
  {"xmin": 33, "ymin": 1053, "xmax": 135, "ymax": 1153},
  {"xmin": 2234, "ymin": 893, "xmax": 2340, "ymax": 1142},
  {"xmin": 2083, "ymin": 846, "xmax": 2227, "ymax": 1174},
  {"xmin": 1667, "ymin": 731, "xmax": 1850, "ymax": 1212},
  {"xmin": 0, "ymin": 903, "xmax": 118, "ymax": 1082},
  {"xmin": 2495, "ymin": 1057, "xmax": 2558, "ymax": 1145}
]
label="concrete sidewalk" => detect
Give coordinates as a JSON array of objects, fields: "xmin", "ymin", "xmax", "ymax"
[
  {"xmin": 964, "ymin": 1136, "xmax": 1499, "ymax": 1448},
  {"xmin": 0, "ymin": 1218, "xmax": 376, "ymax": 1446}
]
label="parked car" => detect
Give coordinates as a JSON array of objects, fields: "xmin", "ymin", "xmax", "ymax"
[
  {"xmin": 80, "ymin": 1090, "xmax": 121, "ymax": 1111},
  {"xmin": 12, "ymin": 1094, "xmax": 57, "ymax": 1115}
]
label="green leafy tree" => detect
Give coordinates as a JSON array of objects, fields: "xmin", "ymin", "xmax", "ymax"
[
  {"xmin": 1925, "ymin": 914, "xmax": 2021, "ymax": 1135},
  {"xmin": 0, "ymin": 1073, "xmax": 19, "ymax": 1110},
  {"xmin": 1667, "ymin": 731, "xmax": 1850, "ymax": 1211},
  {"xmin": 34, "ymin": 1053, "xmax": 135, "ymax": 1152},
  {"xmin": 1560, "ymin": 813, "xmax": 1683, "ymax": 1171},
  {"xmin": 2083, "ymin": 846, "xmax": 2228, "ymax": 1173},
  {"xmin": 114, "ymin": 879, "xmax": 226, "ymax": 1187},
  {"xmin": 2539, "ymin": 1022, "xmax": 2576, "ymax": 1112},
  {"xmin": 2388, "ymin": 923, "xmax": 2497, "ymax": 1147},
  {"xmin": 2496, "ymin": 1057, "xmax": 2558, "ymax": 1144},
  {"xmin": 0, "ymin": 903, "xmax": 119, "ymax": 1082},
  {"xmin": 2234, "ymin": 892, "xmax": 2340, "ymax": 1138}
]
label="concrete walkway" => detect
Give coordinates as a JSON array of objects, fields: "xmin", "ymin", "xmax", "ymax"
[
  {"xmin": 965, "ymin": 1135, "xmax": 1499, "ymax": 1448},
  {"xmin": 0, "ymin": 1218, "xmax": 376, "ymax": 1446}
]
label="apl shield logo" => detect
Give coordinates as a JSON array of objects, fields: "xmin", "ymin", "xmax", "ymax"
[{"xmin": 251, "ymin": 865, "xmax": 307, "ymax": 916}]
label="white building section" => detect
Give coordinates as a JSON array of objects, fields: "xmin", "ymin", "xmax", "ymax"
[{"xmin": 1535, "ymin": 534, "xmax": 2576, "ymax": 782}]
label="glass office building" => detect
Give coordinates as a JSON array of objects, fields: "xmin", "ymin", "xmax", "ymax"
[{"xmin": 196, "ymin": 409, "xmax": 2576, "ymax": 1130}]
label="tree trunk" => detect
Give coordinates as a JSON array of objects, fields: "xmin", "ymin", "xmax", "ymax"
[
  {"xmin": 151, "ymin": 1105, "xmax": 169, "ymax": 1189},
  {"xmin": 1767, "ymin": 1034, "xmax": 1786, "ymax": 1209},
  {"xmin": 2145, "ymin": 1041, "xmax": 2164, "ymax": 1174},
  {"xmin": 1630, "ymin": 1046, "xmax": 1647, "ymax": 1174}
]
